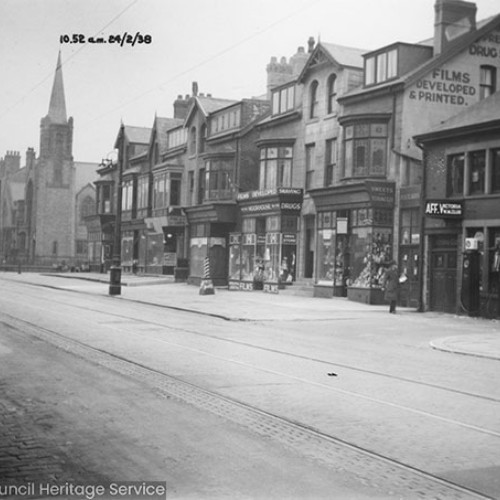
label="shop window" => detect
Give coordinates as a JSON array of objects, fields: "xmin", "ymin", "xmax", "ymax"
[
  {"xmin": 242, "ymin": 218, "xmax": 255, "ymax": 233},
  {"xmin": 259, "ymin": 147, "xmax": 292, "ymax": 190},
  {"xmin": 327, "ymin": 74, "xmax": 337, "ymax": 114},
  {"xmin": 480, "ymin": 65, "xmax": 496, "ymax": 100},
  {"xmin": 469, "ymin": 150, "xmax": 486, "ymax": 195},
  {"xmin": 466, "ymin": 228, "xmax": 485, "ymax": 290},
  {"xmin": 492, "ymin": 149, "xmax": 500, "ymax": 193},
  {"xmin": 325, "ymin": 138, "xmax": 337, "ymax": 186},
  {"xmin": 400, "ymin": 208, "xmax": 420, "ymax": 245},
  {"xmin": 343, "ymin": 123, "xmax": 387, "ymax": 178},
  {"xmin": 305, "ymin": 144, "xmax": 315, "ymax": 189},
  {"xmin": 76, "ymin": 239, "xmax": 87, "ymax": 255},
  {"xmin": 309, "ymin": 80, "xmax": 319, "ymax": 119},
  {"xmin": 488, "ymin": 227, "xmax": 500, "ymax": 293},
  {"xmin": 446, "ymin": 153, "xmax": 464, "ymax": 196}
]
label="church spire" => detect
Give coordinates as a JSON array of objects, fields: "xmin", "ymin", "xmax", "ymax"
[{"xmin": 47, "ymin": 51, "xmax": 67, "ymax": 124}]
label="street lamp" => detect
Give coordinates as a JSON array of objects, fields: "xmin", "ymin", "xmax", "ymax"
[{"xmin": 109, "ymin": 123, "xmax": 125, "ymax": 295}]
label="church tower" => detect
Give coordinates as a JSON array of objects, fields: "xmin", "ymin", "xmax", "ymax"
[{"xmin": 26, "ymin": 52, "xmax": 76, "ymax": 263}]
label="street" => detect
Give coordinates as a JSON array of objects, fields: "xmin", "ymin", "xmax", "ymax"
[{"xmin": 0, "ymin": 273, "xmax": 499, "ymax": 499}]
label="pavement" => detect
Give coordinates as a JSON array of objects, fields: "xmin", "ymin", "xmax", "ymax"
[{"xmin": 4, "ymin": 270, "xmax": 500, "ymax": 361}]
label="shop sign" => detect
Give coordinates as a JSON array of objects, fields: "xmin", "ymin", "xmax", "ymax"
[
  {"xmin": 400, "ymin": 186, "xmax": 421, "ymax": 207},
  {"xmin": 240, "ymin": 282, "xmax": 255, "ymax": 291},
  {"xmin": 366, "ymin": 181, "xmax": 395, "ymax": 206},
  {"xmin": 425, "ymin": 200, "xmax": 463, "ymax": 218},
  {"xmin": 164, "ymin": 252, "xmax": 176, "ymax": 266},
  {"xmin": 241, "ymin": 202, "xmax": 280, "ymax": 213},
  {"xmin": 229, "ymin": 280, "xmax": 241, "ymax": 291},
  {"xmin": 237, "ymin": 187, "xmax": 303, "ymax": 201},
  {"xmin": 336, "ymin": 217, "xmax": 348, "ymax": 235},
  {"xmin": 282, "ymin": 234, "xmax": 297, "ymax": 245},
  {"xmin": 264, "ymin": 283, "xmax": 279, "ymax": 294},
  {"xmin": 229, "ymin": 234, "xmax": 241, "ymax": 245}
]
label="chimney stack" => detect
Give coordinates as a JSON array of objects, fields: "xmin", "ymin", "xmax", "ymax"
[
  {"xmin": 434, "ymin": 0, "xmax": 477, "ymax": 55},
  {"xmin": 173, "ymin": 95, "xmax": 189, "ymax": 120}
]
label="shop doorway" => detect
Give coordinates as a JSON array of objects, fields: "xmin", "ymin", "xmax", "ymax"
[
  {"xmin": 304, "ymin": 217, "xmax": 315, "ymax": 278},
  {"xmin": 430, "ymin": 246, "xmax": 457, "ymax": 313}
]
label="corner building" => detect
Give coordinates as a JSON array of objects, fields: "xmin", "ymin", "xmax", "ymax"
[{"xmin": 310, "ymin": 0, "xmax": 500, "ymax": 306}]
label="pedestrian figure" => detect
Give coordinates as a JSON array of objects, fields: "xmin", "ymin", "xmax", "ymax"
[{"xmin": 383, "ymin": 260, "xmax": 399, "ymax": 314}]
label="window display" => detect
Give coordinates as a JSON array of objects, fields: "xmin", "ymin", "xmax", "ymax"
[
  {"xmin": 146, "ymin": 233, "xmax": 164, "ymax": 267},
  {"xmin": 351, "ymin": 228, "xmax": 392, "ymax": 288},
  {"xmin": 228, "ymin": 234, "xmax": 242, "ymax": 281},
  {"xmin": 121, "ymin": 232, "xmax": 134, "ymax": 266},
  {"xmin": 241, "ymin": 233, "xmax": 256, "ymax": 281},
  {"xmin": 263, "ymin": 233, "xmax": 281, "ymax": 282}
]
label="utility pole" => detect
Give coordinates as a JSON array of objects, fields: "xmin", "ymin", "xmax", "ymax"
[{"xmin": 109, "ymin": 123, "xmax": 124, "ymax": 295}]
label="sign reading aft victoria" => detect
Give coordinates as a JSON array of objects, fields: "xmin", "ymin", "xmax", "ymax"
[{"xmin": 425, "ymin": 200, "xmax": 463, "ymax": 218}]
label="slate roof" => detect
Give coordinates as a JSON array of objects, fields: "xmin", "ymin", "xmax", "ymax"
[
  {"xmin": 321, "ymin": 42, "xmax": 368, "ymax": 68},
  {"xmin": 124, "ymin": 126, "xmax": 151, "ymax": 144}
]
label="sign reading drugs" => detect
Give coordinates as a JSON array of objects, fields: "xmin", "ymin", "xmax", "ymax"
[{"xmin": 425, "ymin": 200, "xmax": 463, "ymax": 218}]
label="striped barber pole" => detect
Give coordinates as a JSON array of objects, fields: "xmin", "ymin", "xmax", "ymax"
[{"xmin": 199, "ymin": 257, "xmax": 215, "ymax": 295}]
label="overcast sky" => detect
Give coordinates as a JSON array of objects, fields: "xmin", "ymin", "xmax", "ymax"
[{"xmin": 1, "ymin": 0, "xmax": 499, "ymax": 164}]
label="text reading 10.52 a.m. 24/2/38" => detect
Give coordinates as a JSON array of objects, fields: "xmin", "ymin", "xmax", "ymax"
[{"xmin": 59, "ymin": 32, "xmax": 152, "ymax": 47}]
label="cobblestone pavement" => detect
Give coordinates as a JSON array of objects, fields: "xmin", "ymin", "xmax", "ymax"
[{"xmin": 2, "ymin": 314, "xmax": 490, "ymax": 500}]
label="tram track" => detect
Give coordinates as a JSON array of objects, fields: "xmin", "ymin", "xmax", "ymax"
[
  {"xmin": 2, "ymin": 279, "xmax": 499, "ymax": 405},
  {"xmin": 0, "ymin": 313, "xmax": 495, "ymax": 500}
]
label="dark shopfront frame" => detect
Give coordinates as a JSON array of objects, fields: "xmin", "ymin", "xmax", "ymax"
[
  {"xmin": 309, "ymin": 180, "xmax": 395, "ymax": 304},
  {"xmin": 231, "ymin": 188, "xmax": 303, "ymax": 292}
]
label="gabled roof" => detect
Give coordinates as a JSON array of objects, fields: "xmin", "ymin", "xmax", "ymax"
[
  {"xmin": 298, "ymin": 41, "xmax": 367, "ymax": 82},
  {"xmin": 114, "ymin": 125, "xmax": 151, "ymax": 148},
  {"xmin": 75, "ymin": 161, "xmax": 100, "ymax": 191},
  {"xmin": 415, "ymin": 91, "xmax": 500, "ymax": 141},
  {"xmin": 341, "ymin": 14, "xmax": 500, "ymax": 101},
  {"xmin": 185, "ymin": 96, "xmax": 238, "ymax": 126},
  {"xmin": 151, "ymin": 116, "xmax": 183, "ymax": 153}
]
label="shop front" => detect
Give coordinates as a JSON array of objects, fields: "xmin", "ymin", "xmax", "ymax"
[
  {"xmin": 144, "ymin": 212, "xmax": 186, "ymax": 277},
  {"xmin": 230, "ymin": 188, "xmax": 303, "ymax": 292},
  {"xmin": 310, "ymin": 180, "xmax": 395, "ymax": 304},
  {"xmin": 184, "ymin": 203, "xmax": 237, "ymax": 286}
]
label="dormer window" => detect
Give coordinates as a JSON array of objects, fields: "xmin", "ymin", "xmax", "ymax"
[{"xmin": 365, "ymin": 48, "xmax": 398, "ymax": 86}]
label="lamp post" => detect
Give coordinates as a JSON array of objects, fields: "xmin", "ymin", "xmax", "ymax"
[{"xmin": 109, "ymin": 124, "xmax": 125, "ymax": 295}]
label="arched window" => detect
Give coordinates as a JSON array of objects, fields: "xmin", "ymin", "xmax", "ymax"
[
  {"xmin": 189, "ymin": 126, "xmax": 197, "ymax": 155},
  {"xmin": 199, "ymin": 124, "xmax": 207, "ymax": 153},
  {"xmin": 80, "ymin": 195, "xmax": 95, "ymax": 222},
  {"xmin": 310, "ymin": 80, "xmax": 319, "ymax": 119},
  {"xmin": 327, "ymin": 74, "xmax": 337, "ymax": 114}
]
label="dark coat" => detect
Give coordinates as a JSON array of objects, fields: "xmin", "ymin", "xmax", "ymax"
[{"xmin": 383, "ymin": 266, "xmax": 399, "ymax": 301}]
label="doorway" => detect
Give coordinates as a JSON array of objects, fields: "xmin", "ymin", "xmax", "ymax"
[{"xmin": 430, "ymin": 244, "xmax": 458, "ymax": 313}]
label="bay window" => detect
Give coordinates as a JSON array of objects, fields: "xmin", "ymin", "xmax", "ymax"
[{"xmin": 343, "ymin": 123, "xmax": 388, "ymax": 178}]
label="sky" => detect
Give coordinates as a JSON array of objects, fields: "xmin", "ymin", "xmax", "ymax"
[{"xmin": 1, "ymin": 0, "xmax": 499, "ymax": 165}]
